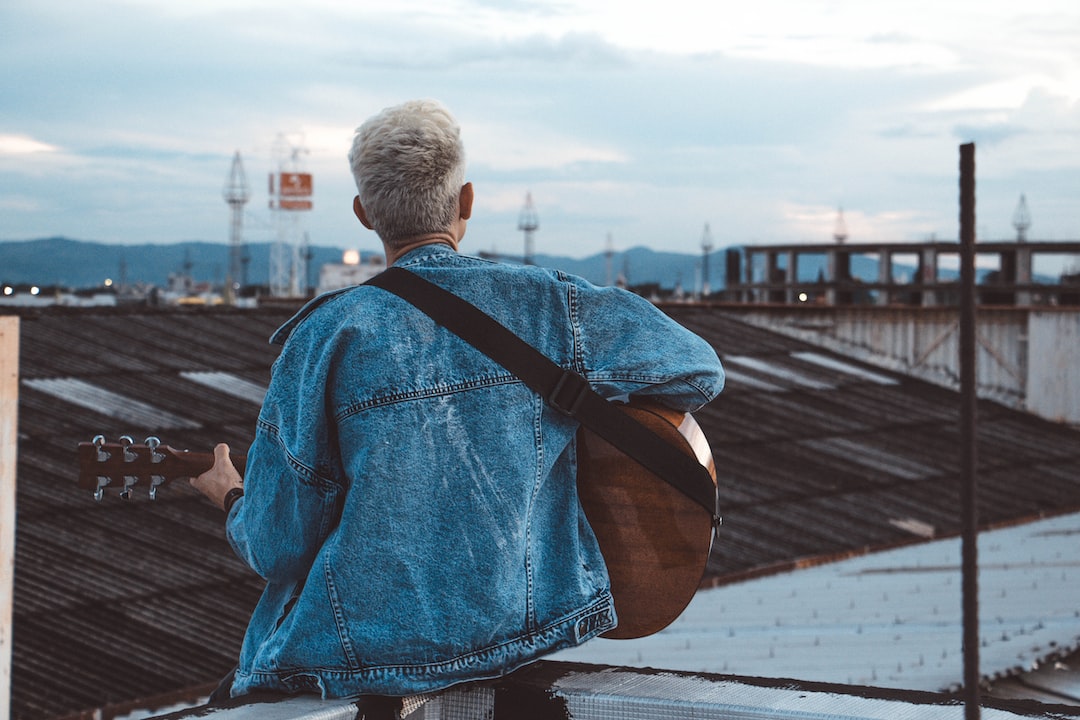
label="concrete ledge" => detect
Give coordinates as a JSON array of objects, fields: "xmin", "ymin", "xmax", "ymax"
[{"xmin": 152, "ymin": 661, "xmax": 1080, "ymax": 720}]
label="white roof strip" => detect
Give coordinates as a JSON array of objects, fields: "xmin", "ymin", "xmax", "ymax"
[
  {"xmin": 181, "ymin": 371, "xmax": 267, "ymax": 406},
  {"xmin": 723, "ymin": 356, "xmax": 835, "ymax": 391},
  {"xmin": 792, "ymin": 352, "xmax": 900, "ymax": 385},
  {"xmin": 23, "ymin": 378, "xmax": 200, "ymax": 429},
  {"xmin": 719, "ymin": 367, "xmax": 786, "ymax": 392}
]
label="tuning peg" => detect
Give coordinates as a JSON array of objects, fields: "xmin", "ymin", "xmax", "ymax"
[
  {"xmin": 149, "ymin": 475, "xmax": 165, "ymax": 501},
  {"xmin": 93, "ymin": 478, "xmax": 107, "ymax": 502},
  {"xmin": 92, "ymin": 435, "xmax": 111, "ymax": 463},
  {"xmin": 146, "ymin": 436, "xmax": 165, "ymax": 463},
  {"xmin": 119, "ymin": 435, "xmax": 136, "ymax": 463}
]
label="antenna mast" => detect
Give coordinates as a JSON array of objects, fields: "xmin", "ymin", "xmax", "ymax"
[
  {"xmin": 518, "ymin": 192, "xmax": 539, "ymax": 265},
  {"xmin": 222, "ymin": 151, "xmax": 250, "ymax": 303},
  {"xmin": 605, "ymin": 232, "xmax": 615, "ymax": 286},
  {"xmin": 833, "ymin": 207, "xmax": 849, "ymax": 244},
  {"xmin": 1012, "ymin": 194, "xmax": 1031, "ymax": 243}
]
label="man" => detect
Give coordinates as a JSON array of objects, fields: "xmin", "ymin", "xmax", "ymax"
[{"xmin": 191, "ymin": 99, "xmax": 724, "ymax": 701}]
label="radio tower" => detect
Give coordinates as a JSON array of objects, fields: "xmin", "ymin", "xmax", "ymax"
[
  {"xmin": 605, "ymin": 232, "xmax": 615, "ymax": 286},
  {"xmin": 701, "ymin": 223, "xmax": 714, "ymax": 297},
  {"xmin": 1012, "ymin": 194, "xmax": 1031, "ymax": 242},
  {"xmin": 222, "ymin": 150, "xmax": 250, "ymax": 304},
  {"xmin": 518, "ymin": 192, "xmax": 539, "ymax": 265}
]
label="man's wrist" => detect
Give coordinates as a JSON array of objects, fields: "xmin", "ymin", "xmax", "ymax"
[{"xmin": 223, "ymin": 487, "xmax": 245, "ymax": 514}]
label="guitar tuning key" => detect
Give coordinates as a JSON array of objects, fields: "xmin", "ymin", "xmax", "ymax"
[
  {"xmin": 120, "ymin": 475, "xmax": 138, "ymax": 501},
  {"xmin": 92, "ymin": 435, "xmax": 111, "ymax": 463},
  {"xmin": 93, "ymin": 476, "xmax": 108, "ymax": 502},
  {"xmin": 146, "ymin": 436, "xmax": 165, "ymax": 464},
  {"xmin": 149, "ymin": 475, "xmax": 165, "ymax": 500},
  {"xmin": 119, "ymin": 435, "xmax": 136, "ymax": 463}
]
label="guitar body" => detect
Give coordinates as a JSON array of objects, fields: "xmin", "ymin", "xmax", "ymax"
[{"xmin": 576, "ymin": 401, "xmax": 717, "ymax": 639}]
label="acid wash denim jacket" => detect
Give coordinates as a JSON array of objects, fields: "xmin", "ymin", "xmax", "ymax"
[{"xmin": 226, "ymin": 245, "xmax": 724, "ymax": 698}]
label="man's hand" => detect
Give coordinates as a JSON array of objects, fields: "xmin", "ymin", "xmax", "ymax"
[{"xmin": 189, "ymin": 443, "xmax": 243, "ymax": 511}]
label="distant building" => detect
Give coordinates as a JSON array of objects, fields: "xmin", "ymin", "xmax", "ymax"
[{"xmin": 317, "ymin": 250, "xmax": 386, "ymax": 294}]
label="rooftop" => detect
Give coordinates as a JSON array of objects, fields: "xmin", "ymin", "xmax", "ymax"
[{"xmin": 7, "ymin": 301, "xmax": 1080, "ymax": 719}]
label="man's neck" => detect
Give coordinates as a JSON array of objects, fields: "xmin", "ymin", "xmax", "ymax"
[{"xmin": 384, "ymin": 234, "xmax": 459, "ymax": 266}]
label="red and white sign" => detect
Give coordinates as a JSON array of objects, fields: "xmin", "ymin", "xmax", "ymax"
[{"xmin": 269, "ymin": 172, "xmax": 313, "ymax": 211}]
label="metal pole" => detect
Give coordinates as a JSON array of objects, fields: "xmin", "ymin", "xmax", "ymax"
[
  {"xmin": 958, "ymin": 142, "xmax": 980, "ymax": 719},
  {"xmin": 1, "ymin": 316, "xmax": 19, "ymax": 719}
]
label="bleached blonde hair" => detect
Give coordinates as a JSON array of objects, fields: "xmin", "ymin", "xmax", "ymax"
[{"xmin": 348, "ymin": 100, "xmax": 466, "ymax": 246}]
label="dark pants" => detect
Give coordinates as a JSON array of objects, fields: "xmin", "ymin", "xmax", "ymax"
[{"xmin": 207, "ymin": 667, "xmax": 403, "ymax": 719}]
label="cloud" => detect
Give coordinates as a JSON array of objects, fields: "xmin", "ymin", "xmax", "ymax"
[
  {"xmin": 1, "ymin": 0, "xmax": 1077, "ymax": 258},
  {"xmin": 0, "ymin": 135, "xmax": 59, "ymax": 155}
]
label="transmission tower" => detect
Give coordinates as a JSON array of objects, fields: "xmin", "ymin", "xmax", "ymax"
[
  {"xmin": 1012, "ymin": 194, "xmax": 1031, "ymax": 242},
  {"xmin": 701, "ymin": 223, "xmax": 714, "ymax": 297},
  {"xmin": 222, "ymin": 151, "xmax": 250, "ymax": 303},
  {"xmin": 518, "ymin": 192, "xmax": 539, "ymax": 265},
  {"xmin": 833, "ymin": 207, "xmax": 849, "ymax": 244}
]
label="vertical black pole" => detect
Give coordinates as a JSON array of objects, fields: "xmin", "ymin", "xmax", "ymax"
[{"xmin": 959, "ymin": 142, "xmax": 980, "ymax": 719}]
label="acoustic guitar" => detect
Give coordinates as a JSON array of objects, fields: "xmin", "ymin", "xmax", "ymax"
[
  {"xmin": 77, "ymin": 403, "xmax": 716, "ymax": 639},
  {"xmin": 576, "ymin": 401, "xmax": 717, "ymax": 638}
]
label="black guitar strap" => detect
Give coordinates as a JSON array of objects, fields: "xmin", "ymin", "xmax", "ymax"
[{"xmin": 366, "ymin": 267, "xmax": 719, "ymax": 525}]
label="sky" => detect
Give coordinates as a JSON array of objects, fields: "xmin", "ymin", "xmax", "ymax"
[{"xmin": 1, "ymin": 0, "xmax": 1078, "ymax": 261}]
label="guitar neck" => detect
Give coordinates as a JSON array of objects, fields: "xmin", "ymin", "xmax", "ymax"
[
  {"xmin": 77, "ymin": 438, "xmax": 248, "ymax": 500},
  {"xmin": 162, "ymin": 450, "xmax": 247, "ymax": 478}
]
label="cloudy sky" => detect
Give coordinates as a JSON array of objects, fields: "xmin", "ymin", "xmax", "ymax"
[{"xmin": 1, "ymin": 0, "xmax": 1078, "ymax": 261}]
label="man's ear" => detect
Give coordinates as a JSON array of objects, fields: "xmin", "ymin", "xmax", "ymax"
[
  {"xmin": 353, "ymin": 196, "xmax": 374, "ymax": 229},
  {"xmin": 459, "ymin": 182, "xmax": 474, "ymax": 220}
]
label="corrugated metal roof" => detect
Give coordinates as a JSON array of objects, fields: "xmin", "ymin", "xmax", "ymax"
[
  {"xmin": 11, "ymin": 305, "xmax": 292, "ymax": 720},
  {"xmin": 8, "ymin": 302, "xmax": 1080, "ymax": 720},
  {"xmin": 553, "ymin": 511, "xmax": 1080, "ymax": 695}
]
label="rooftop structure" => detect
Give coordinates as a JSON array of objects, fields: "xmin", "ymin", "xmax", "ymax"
[{"xmin": 725, "ymin": 240, "xmax": 1080, "ymax": 308}]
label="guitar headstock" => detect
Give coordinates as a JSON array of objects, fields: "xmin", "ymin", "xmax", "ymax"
[{"xmin": 77, "ymin": 435, "xmax": 193, "ymax": 501}]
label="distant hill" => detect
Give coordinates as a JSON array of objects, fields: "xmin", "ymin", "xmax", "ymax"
[
  {"xmin": 0, "ymin": 237, "xmax": 731, "ymax": 291},
  {"xmin": 0, "ymin": 237, "xmax": 346, "ymax": 290},
  {"xmin": 4, "ymin": 236, "xmax": 1007, "ymax": 293}
]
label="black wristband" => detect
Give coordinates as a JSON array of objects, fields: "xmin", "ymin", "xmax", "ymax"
[{"xmin": 223, "ymin": 487, "xmax": 245, "ymax": 514}]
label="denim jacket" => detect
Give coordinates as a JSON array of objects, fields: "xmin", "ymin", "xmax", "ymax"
[{"xmin": 226, "ymin": 245, "xmax": 724, "ymax": 698}]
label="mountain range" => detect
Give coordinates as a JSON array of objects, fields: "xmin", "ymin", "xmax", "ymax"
[
  {"xmin": 4, "ymin": 236, "xmax": 998, "ymax": 294},
  {"xmin": 0, "ymin": 237, "xmax": 735, "ymax": 291}
]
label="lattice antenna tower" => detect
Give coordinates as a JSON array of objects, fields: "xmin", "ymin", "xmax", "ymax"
[
  {"xmin": 701, "ymin": 223, "xmax": 714, "ymax": 297},
  {"xmin": 833, "ymin": 207, "xmax": 849, "ymax": 244},
  {"xmin": 222, "ymin": 151, "xmax": 250, "ymax": 302},
  {"xmin": 518, "ymin": 192, "xmax": 539, "ymax": 265},
  {"xmin": 1012, "ymin": 194, "xmax": 1031, "ymax": 243}
]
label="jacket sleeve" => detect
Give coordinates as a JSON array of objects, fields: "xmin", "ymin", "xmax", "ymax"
[
  {"xmin": 225, "ymin": 318, "xmax": 345, "ymax": 583},
  {"xmin": 573, "ymin": 280, "xmax": 724, "ymax": 411}
]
